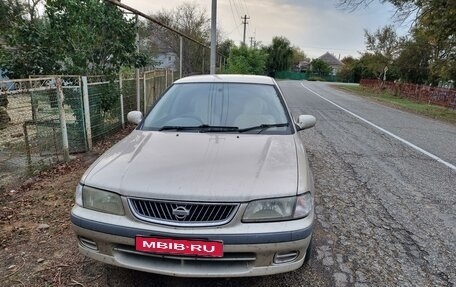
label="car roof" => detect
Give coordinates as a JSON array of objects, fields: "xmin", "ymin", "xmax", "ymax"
[{"xmin": 174, "ymin": 74, "xmax": 275, "ymax": 85}]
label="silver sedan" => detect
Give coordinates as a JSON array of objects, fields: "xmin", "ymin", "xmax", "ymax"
[{"xmin": 71, "ymin": 74, "xmax": 316, "ymax": 277}]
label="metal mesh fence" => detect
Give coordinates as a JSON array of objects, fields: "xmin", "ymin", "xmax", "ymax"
[
  {"xmin": 31, "ymin": 77, "xmax": 86, "ymax": 155},
  {"xmin": 1, "ymin": 89, "xmax": 35, "ymax": 185},
  {"xmin": 62, "ymin": 81, "xmax": 87, "ymax": 153},
  {"xmin": 87, "ymin": 79, "xmax": 122, "ymax": 141},
  {"xmin": 144, "ymin": 72, "xmax": 155, "ymax": 112},
  {"xmin": 121, "ymin": 76, "xmax": 137, "ymax": 120},
  {"xmin": 0, "ymin": 70, "xmax": 174, "ymax": 187},
  {"xmin": 121, "ymin": 70, "xmax": 173, "ymax": 117},
  {"xmin": 0, "ymin": 78, "xmax": 66, "ymax": 186}
]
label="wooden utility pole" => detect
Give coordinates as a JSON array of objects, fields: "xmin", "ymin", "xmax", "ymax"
[{"xmin": 242, "ymin": 15, "xmax": 250, "ymax": 45}]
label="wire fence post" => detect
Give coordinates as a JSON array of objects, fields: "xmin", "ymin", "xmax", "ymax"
[
  {"xmin": 136, "ymin": 69, "xmax": 140, "ymax": 111},
  {"xmin": 135, "ymin": 14, "xmax": 141, "ymax": 112},
  {"xmin": 55, "ymin": 77, "xmax": 70, "ymax": 162},
  {"xmin": 143, "ymin": 73, "xmax": 147, "ymax": 114},
  {"xmin": 119, "ymin": 73, "xmax": 125, "ymax": 128},
  {"xmin": 157, "ymin": 72, "xmax": 161, "ymax": 99},
  {"xmin": 153, "ymin": 70, "xmax": 157, "ymax": 103},
  {"xmin": 81, "ymin": 76, "xmax": 92, "ymax": 150},
  {"xmin": 179, "ymin": 36, "xmax": 183, "ymax": 79},
  {"xmin": 23, "ymin": 122, "xmax": 32, "ymax": 170}
]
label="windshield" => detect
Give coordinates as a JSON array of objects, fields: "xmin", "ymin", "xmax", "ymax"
[{"xmin": 141, "ymin": 82, "xmax": 291, "ymax": 134}]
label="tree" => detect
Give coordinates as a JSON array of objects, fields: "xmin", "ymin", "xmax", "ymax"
[
  {"xmin": 46, "ymin": 0, "xmax": 143, "ymax": 75},
  {"xmin": 225, "ymin": 44, "xmax": 267, "ymax": 75},
  {"xmin": 358, "ymin": 52, "xmax": 389, "ymax": 80},
  {"xmin": 291, "ymin": 46, "xmax": 307, "ymax": 67},
  {"xmin": 360, "ymin": 26, "xmax": 401, "ymax": 81},
  {"xmin": 147, "ymin": 2, "xmax": 211, "ymax": 75},
  {"xmin": 1, "ymin": 0, "xmax": 143, "ymax": 77},
  {"xmin": 310, "ymin": 59, "xmax": 332, "ymax": 76},
  {"xmin": 364, "ymin": 25, "xmax": 400, "ymax": 60},
  {"xmin": 394, "ymin": 30, "xmax": 432, "ymax": 84},
  {"xmin": 2, "ymin": 16, "xmax": 60, "ymax": 78},
  {"xmin": 338, "ymin": 0, "xmax": 455, "ymax": 83},
  {"xmin": 337, "ymin": 56, "xmax": 363, "ymax": 82},
  {"xmin": 265, "ymin": 36, "xmax": 294, "ymax": 76},
  {"xmin": 415, "ymin": 1, "xmax": 456, "ymax": 83},
  {"xmin": 1, "ymin": 0, "xmax": 30, "ymax": 77},
  {"xmin": 218, "ymin": 39, "xmax": 234, "ymax": 59},
  {"xmin": 0, "ymin": 0, "xmax": 25, "ymax": 37}
]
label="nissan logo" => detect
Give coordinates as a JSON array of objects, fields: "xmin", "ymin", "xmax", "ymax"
[{"xmin": 172, "ymin": 206, "xmax": 190, "ymax": 220}]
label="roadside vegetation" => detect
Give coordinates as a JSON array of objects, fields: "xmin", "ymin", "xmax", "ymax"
[
  {"xmin": 334, "ymin": 84, "xmax": 456, "ymax": 125},
  {"xmin": 336, "ymin": 0, "xmax": 455, "ymax": 86}
]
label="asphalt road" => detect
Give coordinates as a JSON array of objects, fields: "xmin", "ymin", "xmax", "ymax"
[
  {"xmin": 284, "ymin": 80, "xmax": 456, "ymax": 287},
  {"xmin": 103, "ymin": 80, "xmax": 456, "ymax": 287}
]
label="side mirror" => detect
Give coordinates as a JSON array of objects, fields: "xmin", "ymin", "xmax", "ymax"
[
  {"xmin": 127, "ymin": 111, "xmax": 143, "ymax": 125},
  {"xmin": 296, "ymin": 115, "xmax": 316, "ymax": 131}
]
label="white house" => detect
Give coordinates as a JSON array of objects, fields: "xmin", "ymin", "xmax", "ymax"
[
  {"xmin": 152, "ymin": 51, "xmax": 177, "ymax": 71},
  {"xmin": 318, "ymin": 52, "xmax": 343, "ymax": 75}
]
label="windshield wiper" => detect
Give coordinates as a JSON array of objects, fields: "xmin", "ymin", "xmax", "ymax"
[
  {"xmin": 158, "ymin": 125, "xmax": 201, "ymax": 131},
  {"xmin": 238, "ymin": 123, "xmax": 289, "ymax": 134},
  {"xmin": 199, "ymin": 125, "xmax": 240, "ymax": 133},
  {"xmin": 159, "ymin": 124, "xmax": 239, "ymax": 132}
]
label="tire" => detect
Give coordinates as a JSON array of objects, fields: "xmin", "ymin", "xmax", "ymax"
[{"xmin": 303, "ymin": 237, "xmax": 313, "ymax": 265}]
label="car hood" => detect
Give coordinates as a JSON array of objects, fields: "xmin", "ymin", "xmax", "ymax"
[{"xmin": 81, "ymin": 130, "xmax": 299, "ymax": 202}]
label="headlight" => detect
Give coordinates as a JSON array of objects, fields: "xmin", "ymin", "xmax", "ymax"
[
  {"xmin": 81, "ymin": 185, "xmax": 125, "ymax": 215},
  {"xmin": 243, "ymin": 193, "xmax": 313, "ymax": 222}
]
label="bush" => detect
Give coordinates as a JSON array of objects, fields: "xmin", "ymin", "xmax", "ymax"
[{"xmin": 308, "ymin": 76, "xmax": 325, "ymax": 81}]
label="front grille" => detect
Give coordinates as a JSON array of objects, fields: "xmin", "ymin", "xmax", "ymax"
[{"xmin": 128, "ymin": 198, "xmax": 239, "ymax": 226}]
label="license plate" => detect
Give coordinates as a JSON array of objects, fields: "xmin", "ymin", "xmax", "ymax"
[{"xmin": 135, "ymin": 236, "xmax": 223, "ymax": 257}]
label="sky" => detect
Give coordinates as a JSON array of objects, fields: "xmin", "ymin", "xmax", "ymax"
[{"xmin": 122, "ymin": 0, "xmax": 409, "ymax": 59}]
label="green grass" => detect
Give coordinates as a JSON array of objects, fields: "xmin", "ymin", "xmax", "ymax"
[{"xmin": 333, "ymin": 84, "xmax": 456, "ymax": 125}]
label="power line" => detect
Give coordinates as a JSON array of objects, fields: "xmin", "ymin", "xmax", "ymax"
[
  {"xmin": 225, "ymin": 23, "xmax": 243, "ymax": 37},
  {"xmin": 228, "ymin": 0, "xmax": 242, "ymax": 38},
  {"xmin": 231, "ymin": 0, "xmax": 242, "ymax": 19},
  {"xmin": 243, "ymin": 0, "xmax": 250, "ymax": 14}
]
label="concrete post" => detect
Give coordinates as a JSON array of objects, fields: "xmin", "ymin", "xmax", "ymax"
[
  {"xmin": 143, "ymin": 73, "xmax": 147, "ymax": 114},
  {"xmin": 81, "ymin": 76, "xmax": 92, "ymax": 150},
  {"xmin": 55, "ymin": 77, "xmax": 70, "ymax": 162},
  {"xmin": 119, "ymin": 74, "xmax": 125, "ymax": 128},
  {"xmin": 135, "ymin": 14, "xmax": 140, "ymax": 111},
  {"xmin": 210, "ymin": 0, "xmax": 217, "ymax": 74}
]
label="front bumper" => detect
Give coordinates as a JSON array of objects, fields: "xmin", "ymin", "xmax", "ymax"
[{"xmin": 70, "ymin": 207, "xmax": 313, "ymax": 277}]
